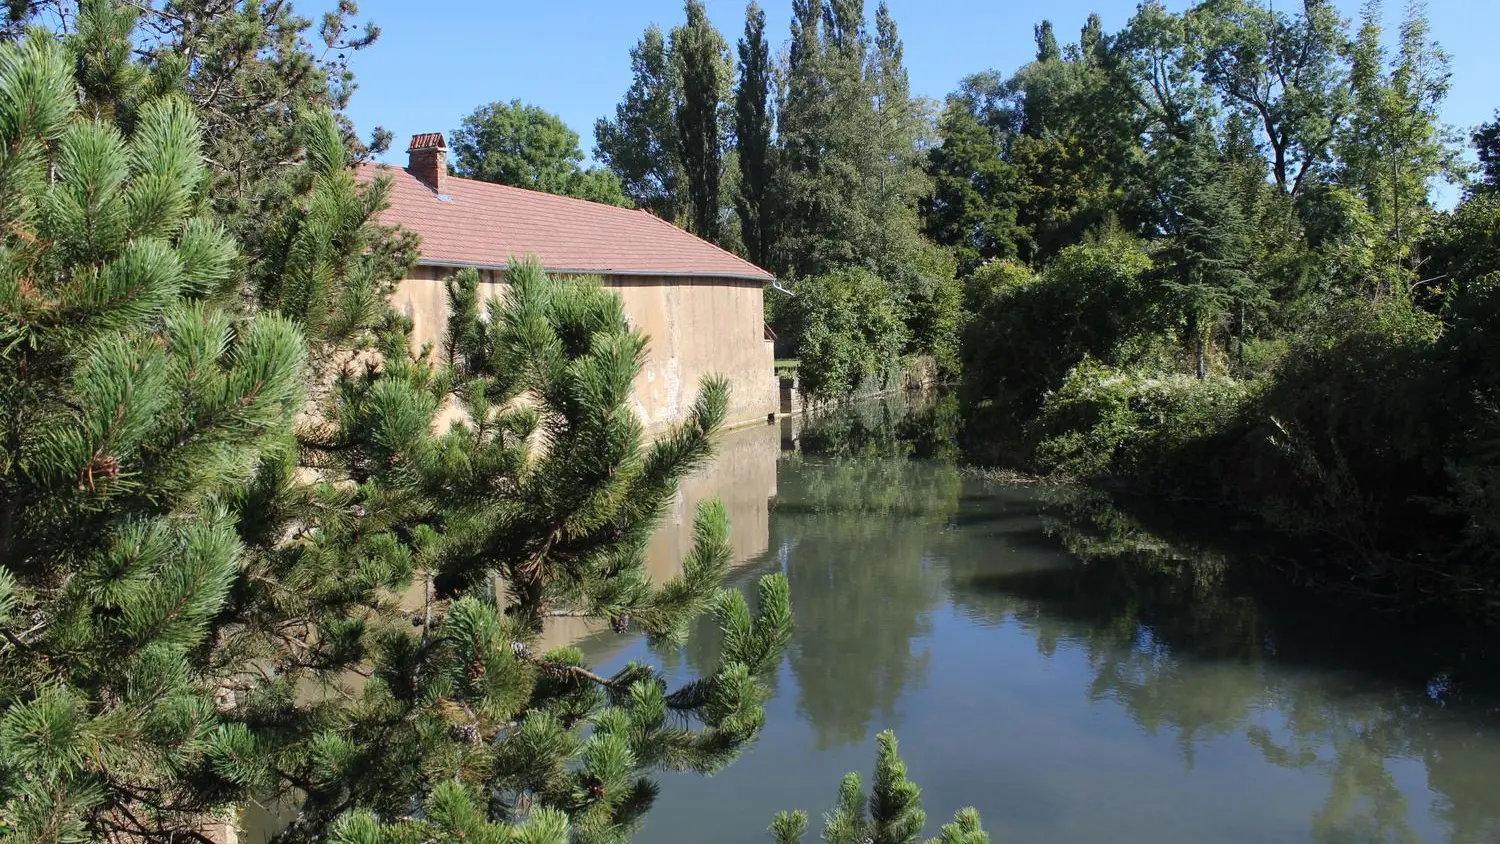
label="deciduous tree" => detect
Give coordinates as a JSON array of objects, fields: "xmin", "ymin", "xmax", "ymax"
[
  {"xmin": 596, "ymin": 25, "xmax": 683, "ymax": 221},
  {"xmin": 452, "ymin": 99, "xmax": 627, "ymax": 205},
  {"xmin": 673, "ymin": 0, "xmax": 729, "ymax": 240}
]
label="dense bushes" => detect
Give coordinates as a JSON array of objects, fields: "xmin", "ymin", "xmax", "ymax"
[
  {"xmin": 780, "ymin": 259, "xmax": 963, "ymax": 402},
  {"xmin": 960, "ymin": 238, "xmax": 1159, "ymax": 452},
  {"xmin": 958, "ymin": 195, "xmax": 1500, "ymax": 610},
  {"xmin": 936, "ymin": 0, "xmax": 1500, "ymax": 614},
  {"xmin": 781, "ymin": 267, "xmax": 907, "ymax": 399},
  {"xmin": 1005, "ymin": 286, "xmax": 1500, "ymax": 611},
  {"xmin": 1033, "ymin": 361, "xmax": 1252, "ymax": 487}
]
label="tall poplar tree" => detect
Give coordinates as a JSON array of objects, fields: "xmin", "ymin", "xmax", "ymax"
[
  {"xmin": 773, "ymin": 0, "xmax": 829, "ymax": 276},
  {"xmin": 734, "ymin": 1, "xmax": 777, "ymax": 269},
  {"xmin": 674, "ymin": 0, "xmax": 729, "ymax": 241}
]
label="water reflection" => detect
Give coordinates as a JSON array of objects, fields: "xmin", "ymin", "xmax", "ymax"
[
  {"xmin": 949, "ymin": 485, "xmax": 1500, "ymax": 844},
  {"xmin": 562, "ymin": 419, "xmax": 782, "ymax": 662},
  {"xmin": 618, "ymin": 395, "xmax": 1500, "ymax": 844}
]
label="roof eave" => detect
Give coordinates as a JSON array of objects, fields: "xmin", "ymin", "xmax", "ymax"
[{"xmin": 414, "ymin": 258, "xmax": 775, "ymax": 284}]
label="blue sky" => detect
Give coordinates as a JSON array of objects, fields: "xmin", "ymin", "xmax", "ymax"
[{"xmin": 343, "ymin": 0, "xmax": 1499, "ymax": 182}]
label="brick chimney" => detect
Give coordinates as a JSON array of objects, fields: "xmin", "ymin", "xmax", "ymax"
[{"xmin": 406, "ymin": 132, "xmax": 447, "ymax": 194}]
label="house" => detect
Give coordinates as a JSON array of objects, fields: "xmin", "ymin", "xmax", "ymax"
[{"xmin": 358, "ymin": 133, "xmax": 778, "ymax": 430}]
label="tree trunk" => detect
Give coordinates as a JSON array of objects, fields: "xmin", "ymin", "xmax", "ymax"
[{"xmin": 1194, "ymin": 312, "xmax": 1207, "ymax": 381}]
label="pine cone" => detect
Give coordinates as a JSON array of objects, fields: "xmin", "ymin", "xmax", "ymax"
[
  {"xmin": 610, "ymin": 613, "xmax": 631, "ymax": 634},
  {"xmin": 510, "ymin": 640, "xmax": 529, "ymax": 659},
  {"xmin": 449, "ymin": 721, "xmax": 480, "ymax": 745}
]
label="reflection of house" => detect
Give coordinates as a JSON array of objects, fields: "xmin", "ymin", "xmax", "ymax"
[
  {"xmin": 359, "ymin": 134, "xmax": 779, "ymax": 429},
  {"xmin": 540, "ymin": 421, "xmax": 782, "ymax": 656}
]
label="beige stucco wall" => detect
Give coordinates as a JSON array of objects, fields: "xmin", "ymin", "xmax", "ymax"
[{"xmin": 391, "ymin": 266, "xmax": 777, "ymax": 430}]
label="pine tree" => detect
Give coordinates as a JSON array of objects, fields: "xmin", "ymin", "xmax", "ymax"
[
  {"xmin": 12, "ymin": 0, "xmax": 388, "ymax": 267},
  {"xmin": 923, "ymin": 96, "xmax": 1023, "ymax": 272},
  {"xmin": 1164, "ymin": 131, "xmax": 1254, "ymax": 378},
  {"xmin": 262, "ymin": 259, "xmax": 794, "ymax": 842},
  {"xmin": 3, "ymin": 8, "xmax": 794, "ymax": 843},
  {"xmin": 770, "ymin": 731, "xmax": 990, "ymax": 844},
  {"xmin": 734, "ymin": 1, "xmax": 777, "ymax": 269},
  {"xmin": 674, "ymin": 0, "xmax": 729, "ymax": 241},
  {"xmin": 0, "ymin": 30, "xmax": 308, "ymax": 841}
]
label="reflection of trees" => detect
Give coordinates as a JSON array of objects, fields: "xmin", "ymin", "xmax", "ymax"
[
  {"xmin": 798, "ymin": 391, "xmax": 961, "ymax": 463},
  {"xmin": 947, "ymin": 487, "xmax": 1500, "ymax": 844},
  {"xmin": 771, "ymin": 395, "xmax": 963, "ymax": 749},
  {"xmin": 653, "ymin": 394, "xmax": 964, "ymax": 750},
  {"xmin": 778, "ymin": 456, "xmax": 958, "ymax": 749}
]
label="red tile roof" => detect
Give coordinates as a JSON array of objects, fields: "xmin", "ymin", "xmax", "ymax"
[{"xmin": 357, "ymin": 163, "xmax": 775, "ymax": 282}]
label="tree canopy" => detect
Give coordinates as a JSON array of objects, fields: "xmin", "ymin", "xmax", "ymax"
[{"xmin": 453, "ymin": 99, "xmax": 627, "ymax": 205}]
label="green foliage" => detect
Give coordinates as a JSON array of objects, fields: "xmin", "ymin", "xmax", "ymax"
[
  {"xmin": 100, "ymin": 0, "xmax": 383, "ymax": 266},
  {"xmin": 1160, "ymin": 130, "xmax": 1258, "ymax": 378},
  {"xmin": 674, "ymin": 0, "xmax": 729, "ymax": 240},
  {"xmin": 923, "ymin": 96, "xmax": 1023, "ymax": 273},
  {"xmin": 1192, "ymin": 0, "xmax": 1348, "ymax": 196},
  {"xmin": 891, "ymin": 242, "xmax": 964, "ymax": 379},
  {"xmin": 255, "ymin": 108, "xmax": 416, "ymax": 345},
  {"xmin": 1335, "ymin": 1, "xmax": 1461, "ymax": 292},
  {"xmin": 962, "ymin": 237, "xmax": 1157, "ymax": 420},
  {"xmin": 784, "ymin": 267, "xmax": 908, "ymax": 401},
  {"xmin": 945, "ymin": 0, "xmax": 1500, "ymax": 612},
  {"xmin": 1474, "ymin": 112, "xmax": 1500, "ymax": 191},
  {"xmin": 330, "ymin": 781, "xmax": 570, "ymax": 844},
  {"xmin": 0, "ymin": 29, "xmax": 307, "ymax": 840},
  {"xmin": 595, "ymin": 25, "xmax": 683, "ymax": 221},
  {"xmin": 452, "ymin": 100, "xmax": 627, "ymax": 205},
  {"xmin": 1033, "ymin": 360, "xmax": 1253, "ymax": 486},
  {"xmin": 770, "ymin": 731, "xmax": 989, "ymax": 844},
  {"xmin": 773, "ymin": 0, "xmax": 931, "ymax": 280},
  {"xmin": 1423, "ymin": 190, "xmax": 1500, "ymax": 305},
  {"xmin": 734, "ymin": 2, "xmax": 776, "ymax": 269},
  {"xmin": 2, "ymin": 9, "xmax": 797, "ymax": 843},
  {"xmin": 279, "ymin": 260, "xmax": 795, "ymax": 842}
]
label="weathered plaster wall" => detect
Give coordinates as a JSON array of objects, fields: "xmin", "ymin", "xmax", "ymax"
[{"xmin": 391, "ymin": 267, "xmax": 777, "ymax": 430}]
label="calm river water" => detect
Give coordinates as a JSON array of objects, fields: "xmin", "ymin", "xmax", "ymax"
[{"xmin": 568, "ymin": 395, "xmax": 1500, "ymax": 844}]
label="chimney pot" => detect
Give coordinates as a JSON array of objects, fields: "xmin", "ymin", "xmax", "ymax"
[{"xmin": 407, "ymin": 133, "xmax": 447, "ymax": 194}]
